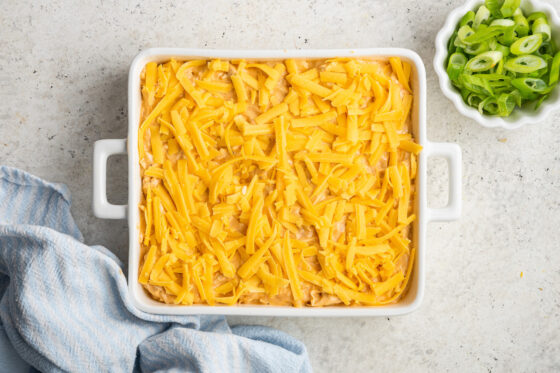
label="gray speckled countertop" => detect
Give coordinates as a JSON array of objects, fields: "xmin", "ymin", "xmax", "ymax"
[{"xmin": 1, "ymin": 0, "xmax": 559, "ymax": 371}]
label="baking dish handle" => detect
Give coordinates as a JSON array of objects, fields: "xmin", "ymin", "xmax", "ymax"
[
  {"xmin": 425, "ymin": 142, "xmax": 462, "ymax": 222},
  {"xmin": 93, "ymin": 139, "xmax": 128, "ymax": 219}
]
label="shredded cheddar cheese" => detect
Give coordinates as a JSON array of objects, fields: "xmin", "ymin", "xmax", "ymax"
[{"xmin": 138, "ymin": 57, "xmax": 421, "ymax": 307}]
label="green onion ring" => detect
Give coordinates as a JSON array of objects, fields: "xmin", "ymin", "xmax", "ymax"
[
  {"xmin": 466, "ymin": 51, "xmax": 503, "ymax": 72},
  {"xmin": 510, "ymin": 34, "xmax": 543, "ymax": 55},
  {"xmin": 467, "ymin": 93, "xmax": 485, "ymax": 107},
  {"xmin": 532, "ymin": 17, "xmax": 551, "ymax": 42},
  {"xmin": 490, "ymin": 19, "xmax": 516, "ymax": 27},
  {"xmin": 535, "ymin": 94, "xmax": 549, "ymax": 110},
  {"xmin": 485, "ymin": 0, "xmax": 504, "ymax": 17},
  {"xmin": 504, "ymin": 55, "xmax": 547, "ymax": 73},
  {"xmin": 464, "ymin": 25, "xmax": 507, "ymax": 44},
  {"xmin": 478, "ymin": 96, "xmax": 499, "ymax": 114},
  {"xmin": 500, "ymin": 0, "xmax": 520, "ymax": 17},
  {"xmin": 465, "ymin": 41, "xmax": 490, "ymax": 55},
  {"xmin": 536, "ymin": 42, "xmax": 555, "ymax": 56},
  {"xmin": 459, "ymin": 11, "xmax": 475, "ymax": 27},
  {"xmin": 497, "ymin": 26, "xmax": 517, "ymax": 46},
  {"xmin": 511, "ymin": 77, "xmax": 548, "ymax": 99},
  {"xmin": 447, "ymin": 52, "xmax": 468, "ymax": 81},
  {"xmin": 496, "ymin": 92, "xmax": 517, "ymax": 116},
  {"xmin": 527, "ymin": 12, "xmax": 548, "ymax": 24},
  {"xmin": 458, "ymin": 25, "xmax": 476, "ymax": 45},
  {"xmin": 474, "ymin": 5, "xmax": 491, "ymax": 28},
  {"xmin": 549, "ymin": 52, "xmax": 560, "ymax": 86},
  {"xmin": 513, "ymin": 8, "xmax": 530, "ymax": 36}
]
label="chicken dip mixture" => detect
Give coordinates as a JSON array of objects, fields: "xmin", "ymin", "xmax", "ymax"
[{"xmin": 137, "ymin": 56, "xmax": 422, "ymax": 307}]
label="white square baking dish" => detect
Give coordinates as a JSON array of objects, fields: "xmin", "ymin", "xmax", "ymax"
[{"xmin": 93, "ymin": 48, "xmax": 462, "ymax": 316}]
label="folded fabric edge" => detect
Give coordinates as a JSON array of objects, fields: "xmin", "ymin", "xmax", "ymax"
[
  {"xmin": 0, "ymin": 323, "xmax": 31, "ymax": 373},
  {"xmin": 0, "ymin": 166, "xmax": 72, "ymax": 205}
]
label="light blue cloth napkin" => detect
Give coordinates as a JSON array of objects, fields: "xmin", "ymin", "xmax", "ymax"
[{"xmin": 0, "ymin": 166, "xmax": 311, "ymax": 373}]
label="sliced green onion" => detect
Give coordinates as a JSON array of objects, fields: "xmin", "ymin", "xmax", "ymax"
[
  {"xmin": 510, "ymin": 34, "xmax": 543, "ymax": 55},
  {"xmin": 478, "ymin": 96, "xmax": 499, "ymax": 114},
  {"xmin": 488, "ymin": 38, "xmax": 511, "ymax": 57},
  {"xmin": 490, "ymin": 19, "xmax": 515, "ymax": 27},
  {"xmin": 464, "ymin": 25, "xmax": 507, "ymax": 44},
  {"xmin": 454, "ymin": 38, "xmax": 467, "ymax": 49},
  {"xmin": 447, "ymin": 52, "xmax": 468, "ymax": 81},
  {"xmin": 537, "ymin": 42, "xmax": 555, "ymax": 56},
  {"xmin": 447, "ymin": 2, "xmax": 559, "ymax": 117},
  {"xmin": 527, "ymin": 66, "xmax": 548, "ymax": 79},
  {"xmin": 477, "ymin": 24, "xmax": 489, "ymax": 31},
  {"xmin": 466, "ymin": 51, "xmax": 503, "ymax": 72},
  {"xmin": 540, "ymin": 53, "xmax": 554, "ymax": 66},
  {"xmin": 460, "ymin": 11, "xmax": 476, "ymax": 27},
  {"xmin": 448, "ymin": 32, "xmax": 458, "ymax": 55},
  {"xmin": 485, "ymin": 0, "xmax": 504, "ymax": 17},
  {"xmin": 534, "ymin": 94, "xmax": 549, "ymax": 110},
  {"xmin": 476, "ymin": 73, "xmax": 511, "ymax": 81},
  {"xmin": 496, "ymin": 92, "xmax": 517, "ymax": 116},
  {"xmin": 511, "ymin": 77, "xmax": 548, "ymax": 98},
  {"xmin": 465, "ymin": 41, "xmax": 489, "ymax": 55},
  {"xmin": 549, "ymin": 52, "xmax": 560, "ymax": 86},
  {"xmin": 474, "ymin": 6, "xmax": 491, "ymax": 28},
  {"xmin": 513, "ymin": 8, "xmax": 529, "ymax": 37},
  {"xmin": 467, "ymin": 93, "xmax": 486, "ymax": 107},
  {"xmin": 458, "ymin": 25, "xmax": 476, "ymax": 45},
  {"xmin": 527, "ymin": 12, "xmax": 548, "ymax": 24},
  {"xmin": 496, "ymin": 58, "xmax": 505, "ymax": 74},
  {"xmin": 504, "ymin": 55, "xmax": 547, "ymax": 73},
  {"xmin": 523, "ymin": 70, "xmax": 539, "ymax": 78},
  {"xmin": 460, "ymin": 73, "xmax": 494, "ymax": 95},
  {"xmin": 510, "ymin": 89, "xmax": 523, "ymax": 106},
  {"xmin": 494, "ymin": 43, "xmax": 511, "ymax": 57},
  {"xmin": 500, "ymin": 0, "xmax": 520, "ymax": 18},
  {"xmin": 477, "ymin": 73, "xmax": 511, "ymax": 89},
  {"xmin": 490, "ymin": 20, "xmax": 516, "ymax": 46},
  {"xmin": 497, "ymin": 26, "xmax": 516, "ymax": 46},
  {"xmin": 506, "ymin": 70, "xmax": 518, "ymax": 79},
  {"xmin": 532, "ymin": 17, "xmax": 551, "ymax": 42}
]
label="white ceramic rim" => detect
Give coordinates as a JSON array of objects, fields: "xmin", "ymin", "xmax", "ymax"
[
  {"xmin": 93, "ymin": 48, "xmax": 462, "ymax": 316},
  {"xmin": 434, "ymin": 0, "xmax": 560, "ymax": 130}
]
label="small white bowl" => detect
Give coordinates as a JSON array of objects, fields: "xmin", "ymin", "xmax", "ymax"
[{"xmin": 434, "ymin": 0, "xmax": 560, "ymax": 129}]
